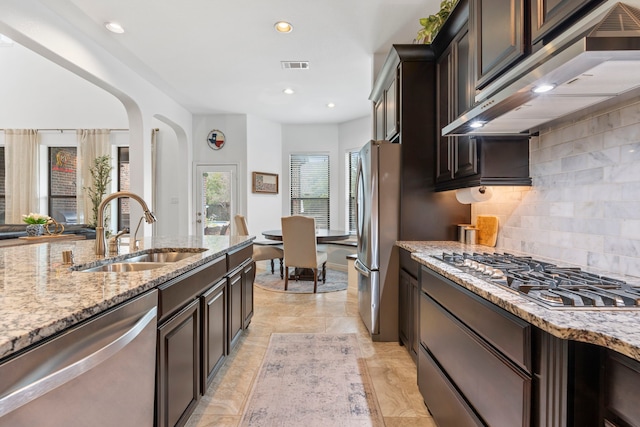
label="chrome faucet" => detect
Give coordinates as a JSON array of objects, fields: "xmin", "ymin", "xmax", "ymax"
[
  {"xmin": 108, "ymin": 227, "xmax": 129, "ymax": 255},
  {"xmin": 95, "ymin": 191, "xmax": 157, "ymax": 256}
]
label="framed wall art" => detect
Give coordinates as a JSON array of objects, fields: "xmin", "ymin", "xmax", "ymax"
[{"xmin": 252, "ymin": 172, "xmax": 278, "ymax": 194}]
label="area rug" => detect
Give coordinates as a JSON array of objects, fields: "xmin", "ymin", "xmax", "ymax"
[
  {"xmin": 240, "ymin": 333, "xmax": 384, "ymax": 427},
  {"xmin": 254, "ymin": 269, "xmax": 347, "ymax": 293}
]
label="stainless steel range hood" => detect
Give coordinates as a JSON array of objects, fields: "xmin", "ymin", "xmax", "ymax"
[{"xmin": 443, "ymin": 1, "xmax": 640, "ymax": 136}]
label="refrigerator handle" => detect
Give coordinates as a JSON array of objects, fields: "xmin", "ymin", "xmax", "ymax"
[{"xmin": 354, "ymin": 259, "xmax": 370, "ymax": 277}]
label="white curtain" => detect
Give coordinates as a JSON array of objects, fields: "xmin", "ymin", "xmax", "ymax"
[
  {"xmin": 76, "ymin": 129, "xmax": 111, "ymax": 225},
  {"xmin": 5, "ymin": 129, "xmax": 39, "ymax": 223}
]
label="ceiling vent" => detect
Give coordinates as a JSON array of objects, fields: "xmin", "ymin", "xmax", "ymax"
[{"xmin": 281, "ymin": 61, "xmax": 310, "ymax": 70}]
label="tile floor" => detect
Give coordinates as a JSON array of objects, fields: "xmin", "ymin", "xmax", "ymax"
[{"xmin": 185, "ymin": 267, "xmax": 437, "ymax": 427}]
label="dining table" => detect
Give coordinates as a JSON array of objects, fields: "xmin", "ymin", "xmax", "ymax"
[
  {"xmin": 262, "ymin": 228, "xmax": 351, "ymax": 281},
  {"xmin": 262, "ymin": 229, "xmax": 351, "ymax": 243}
]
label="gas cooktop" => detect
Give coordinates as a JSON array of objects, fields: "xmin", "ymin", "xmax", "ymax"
[{"xmin": 433, "ymin": 252, "xmax": 640, "ymax": 309}]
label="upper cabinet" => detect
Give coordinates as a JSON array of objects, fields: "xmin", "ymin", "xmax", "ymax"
[
  {"xmin": 433, "ymin": 0, "xmax": 531, "ymax": 191},
  {"xmin": 530, "ymin": 0, "xmax": 598, "ymax": 45},
  {"xmin": 472, "ymin": 0, "xmax": 526, "ymax": 89},
  {"xmin": 372, "ymin": 68, "xmax": 399, "ymax": 141},
  {"xmin": 436, "ymin": 23, "xmax": 477, "ymax": 184}
]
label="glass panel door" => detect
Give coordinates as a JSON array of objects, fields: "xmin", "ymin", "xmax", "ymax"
[{"xmin": 195, "ymin": 165, "xmax": 236, "ymax": 236}]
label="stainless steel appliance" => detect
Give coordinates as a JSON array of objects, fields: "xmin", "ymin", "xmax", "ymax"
[
  {"xmin": 443, "ymin": 1, "xmax": 640, "ymax": 136},
  {"xmin": 355, "ymin": 140, "xmax": 401, "ymax": 341},
  {"xmin": 0, "ymin": 290, "xmax": 158, "ymax": 427},
  {"xmin": 435, "ymin": 252, "xmax": 640, "ymax": 309}
]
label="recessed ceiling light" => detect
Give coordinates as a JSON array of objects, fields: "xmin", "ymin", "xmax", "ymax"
[
  {"xmin": 283, "ymin": 88, "xmax": 295, "ymax": 95},
  {"xmin": 470, "ymin": 121, "xmax": 484, "ymax": 128},
  {"xmin": 532, "ymin": 83, "xmax": 555, "ymax": 94},
  {"xmin": 327, "ymin": 103, "xmax": 336, "ymax": 108},
  {"xmin": 274, "ymin": 21, "xmax": 293, "ymax": 33},
  {"xmin": 105, "ymin": 22, "xmax": 125, "ymax": 34}
]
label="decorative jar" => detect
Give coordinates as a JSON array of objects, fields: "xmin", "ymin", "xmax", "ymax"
[{"xmin": 26, "ymin": 224, "xmax": 45, "ymax": 237}]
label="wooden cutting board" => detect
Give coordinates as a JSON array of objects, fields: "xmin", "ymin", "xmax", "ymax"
[{"xmin": 475, "ymin": 215, "xmax": 499, "ymax": 247}]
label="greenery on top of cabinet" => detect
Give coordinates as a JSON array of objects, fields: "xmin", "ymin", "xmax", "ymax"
[{"xmin": 415, "ymin": 0, "xmax": 458, "ymax": 44}]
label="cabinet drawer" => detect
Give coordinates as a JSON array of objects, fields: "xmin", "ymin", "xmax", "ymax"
[
  {"xmin": 157, "ymin": 256, "xmax": 226, "ymax": 322},
  {"xmin": 227, "ymin": 244, "xmax": 252, "ymax": 271},
  {"xmin": 421, "ymin": 267, "xmax": 531, "ymax": 372},
  {"xmin": 421, "ymin": 293, "xmax": 531, "ymax": 427},
  {"xmin": 418, "ymin": 345, "xmax": 483, "ymax": 427},
  {"xmin": 604, "ymin": 350, "xmax": 640, "ymax": 426}
]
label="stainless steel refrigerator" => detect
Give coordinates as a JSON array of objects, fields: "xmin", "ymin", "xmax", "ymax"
[{"xmin": 355, "ymin": 140, "xmax": 401, "ymax": 342}]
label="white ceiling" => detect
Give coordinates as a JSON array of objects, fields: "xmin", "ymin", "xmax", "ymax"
[{"xmin": 37, "ymin": 0, "xmax": 438, "ymax": 124}]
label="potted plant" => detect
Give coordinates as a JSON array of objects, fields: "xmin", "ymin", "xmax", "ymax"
[
  {"xmin": 84, "ymin": 155, "xmax": 113, "ymax": 229},
  {"xmin": 22, "ymin": 213, "xmax": 51, "ymax": 236},
  {"xmin": 416, "ymin": 0, "xmax": 458, "ymax": 44}
]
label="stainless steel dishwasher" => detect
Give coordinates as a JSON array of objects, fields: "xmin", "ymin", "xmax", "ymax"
[{"xmin": 0, "ymin": 289, "xmax": 158, "ymax": 427}]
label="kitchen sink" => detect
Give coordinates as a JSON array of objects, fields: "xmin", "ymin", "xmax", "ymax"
[
  {"xmin": 80, "ymin": 262, "xmax": 169, "ymax": 273},
  {"xmin": 125, "ymin": 251, "xmax": 202, "ymax": 263},
  {"xmin": 74, "ymin": 248, "xmax": 207, "ymax": 272}
]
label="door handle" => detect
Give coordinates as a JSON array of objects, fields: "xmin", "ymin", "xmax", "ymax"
[{"xmin": 197, "ymin": 220, "xmax": 202, "ymax": 224}]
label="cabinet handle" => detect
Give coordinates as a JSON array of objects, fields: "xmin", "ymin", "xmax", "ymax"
[{"xmin": 0, "ymin": 306, "xmax": 157, "ymax": 417}]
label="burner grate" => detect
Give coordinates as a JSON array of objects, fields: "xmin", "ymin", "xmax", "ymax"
[{"xmin": 434, "ymin": 252, "xmax": 639, "ymax": 309}]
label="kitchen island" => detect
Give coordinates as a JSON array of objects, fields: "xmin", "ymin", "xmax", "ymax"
[
  {"xmin": 398, "ymin": 241, "xmax": 640, "ymax": 427},
  {"xmin": 0, "ymin": 234, "xmax": 253, "ymax": 360},
  {"xmin": 0, "ymin": 235, "xmax": 255, "ymax": 427}
]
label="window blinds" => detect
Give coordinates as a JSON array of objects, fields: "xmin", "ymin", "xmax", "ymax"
[
  {"xmin": 290, "ymin": 154, "xmax": 330, "ymax": 228},
  {"xmin": 347, "ymin": 151, "xmax": 359, "ymax": 234}
]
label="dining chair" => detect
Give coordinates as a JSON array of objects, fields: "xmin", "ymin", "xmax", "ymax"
[
  {"xmin": 281, "ymin": 215, "xmax": 327, "ymax": 293},
  {"xmin": 234, "ymin": 214, "xmax": 283, "ymax": 278}
]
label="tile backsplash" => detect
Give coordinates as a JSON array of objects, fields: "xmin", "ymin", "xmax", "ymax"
[{"xmin": 473, "ymin": 99, "xmax": 640, "ymax": 278}]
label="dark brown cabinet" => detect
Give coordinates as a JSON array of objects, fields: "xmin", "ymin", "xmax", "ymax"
[
  {"xmin": 436, "ymin": 136, "xmax": 531, "ymax": 191},
  {"xmin": 418, "ymin": 265, "xmax": 613, "ymax": 426},
  {"xmin": 371, "ymin": 44, "xmax": 470, "ymax": 241},
  {"xmin": 384, "ymin": 77, "xmax": 398, "ymax": 140},
  {"xmin": 157, "ymin": 300, "xmax": 200, "ymax": 427},
  {"xmin": 399, "ymin": 248, "xmax": 419, "ymax": 363},
  {"xmin": 604, "ymin": 350, "xmax": 640, "ymax": 426},
  {"xmin": 227, "ymin": 266, "xmax": 243, "ymax": 350},
  {"xmin": 242, "ymin": 260, "xmax": 255, "ymax": 328},
  {"xmin": 436, "ymin": 21, "xmax": 478, "ymax": 185},
  {"xmin": 419, "ymin": 266, "xmax": 532, "ymax": 426},
  {"xmin": 372, "ymin": 70, "xmax": 399, "ymax": 141},
  {"xmin": 472, "ymin": 0, "xmax": 526, "ymax": 89},
  {"xmin": 531, "ymin": 0, "xmax": 596, "ymax": 45},
  {"xmin": 155, "ymin": 243, "xmax": 254, "ymax": 427},
  {"xmin": 201, "ymin": 278, "xmax": 227, "ymax": 389}
]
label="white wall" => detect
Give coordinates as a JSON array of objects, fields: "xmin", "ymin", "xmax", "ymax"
[
  {"xmin": 192, "ymin": 114, "xmax": 248, "ymax": 232},
  {"xmin": 153, "ymin": 119, "xmax": 185, "ymax": 236},
  {"xmin": 0, "ymin": 42, "xmax": 128, "ymax": 129},
  {"xmin": 0, "ymin": 1, "xmax": 374, "ymax": 238},
  {"xmin": 1, "ymin": 0, "xmax": 193, "ymax": 237},
  {"xmin": 473, "ymin": 98, "xmax": 640, "ymax": 278},
  {"xmin": 246, "ymin": 115, "xmax": 283, "ymax": 235}
]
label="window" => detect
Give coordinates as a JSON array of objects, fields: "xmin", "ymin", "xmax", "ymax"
[
  {"xmin": 49, "ymin": 147, "xmax": 78, "ymax": 224},
  {"xmin": 290, "ymin": 154, "xmax": 330, "ymax": 228},
  {"xmin": 346, "ymin": 150, "xmax": 359, "ymax": 234},
  {"xmin": 117, "ymin": 147, "xmax": 130, "ymax": 231}
]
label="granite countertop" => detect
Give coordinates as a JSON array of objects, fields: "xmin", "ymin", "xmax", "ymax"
[
  {"xmin": 0, "ymin": 235, "xmax": 254, "ymax": 360},
  {"xmin": 397, "ymin": 241, "xmax": 640, "ymax": 362}
]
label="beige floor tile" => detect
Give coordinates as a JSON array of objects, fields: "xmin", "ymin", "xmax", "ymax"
[
  {"xmin": 186, "ymin": 276, "xmax": 429, "ymax": 426},
  {"xmin": 384, "ymin": 416, "xmax": 438, "ymax": 426}
]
